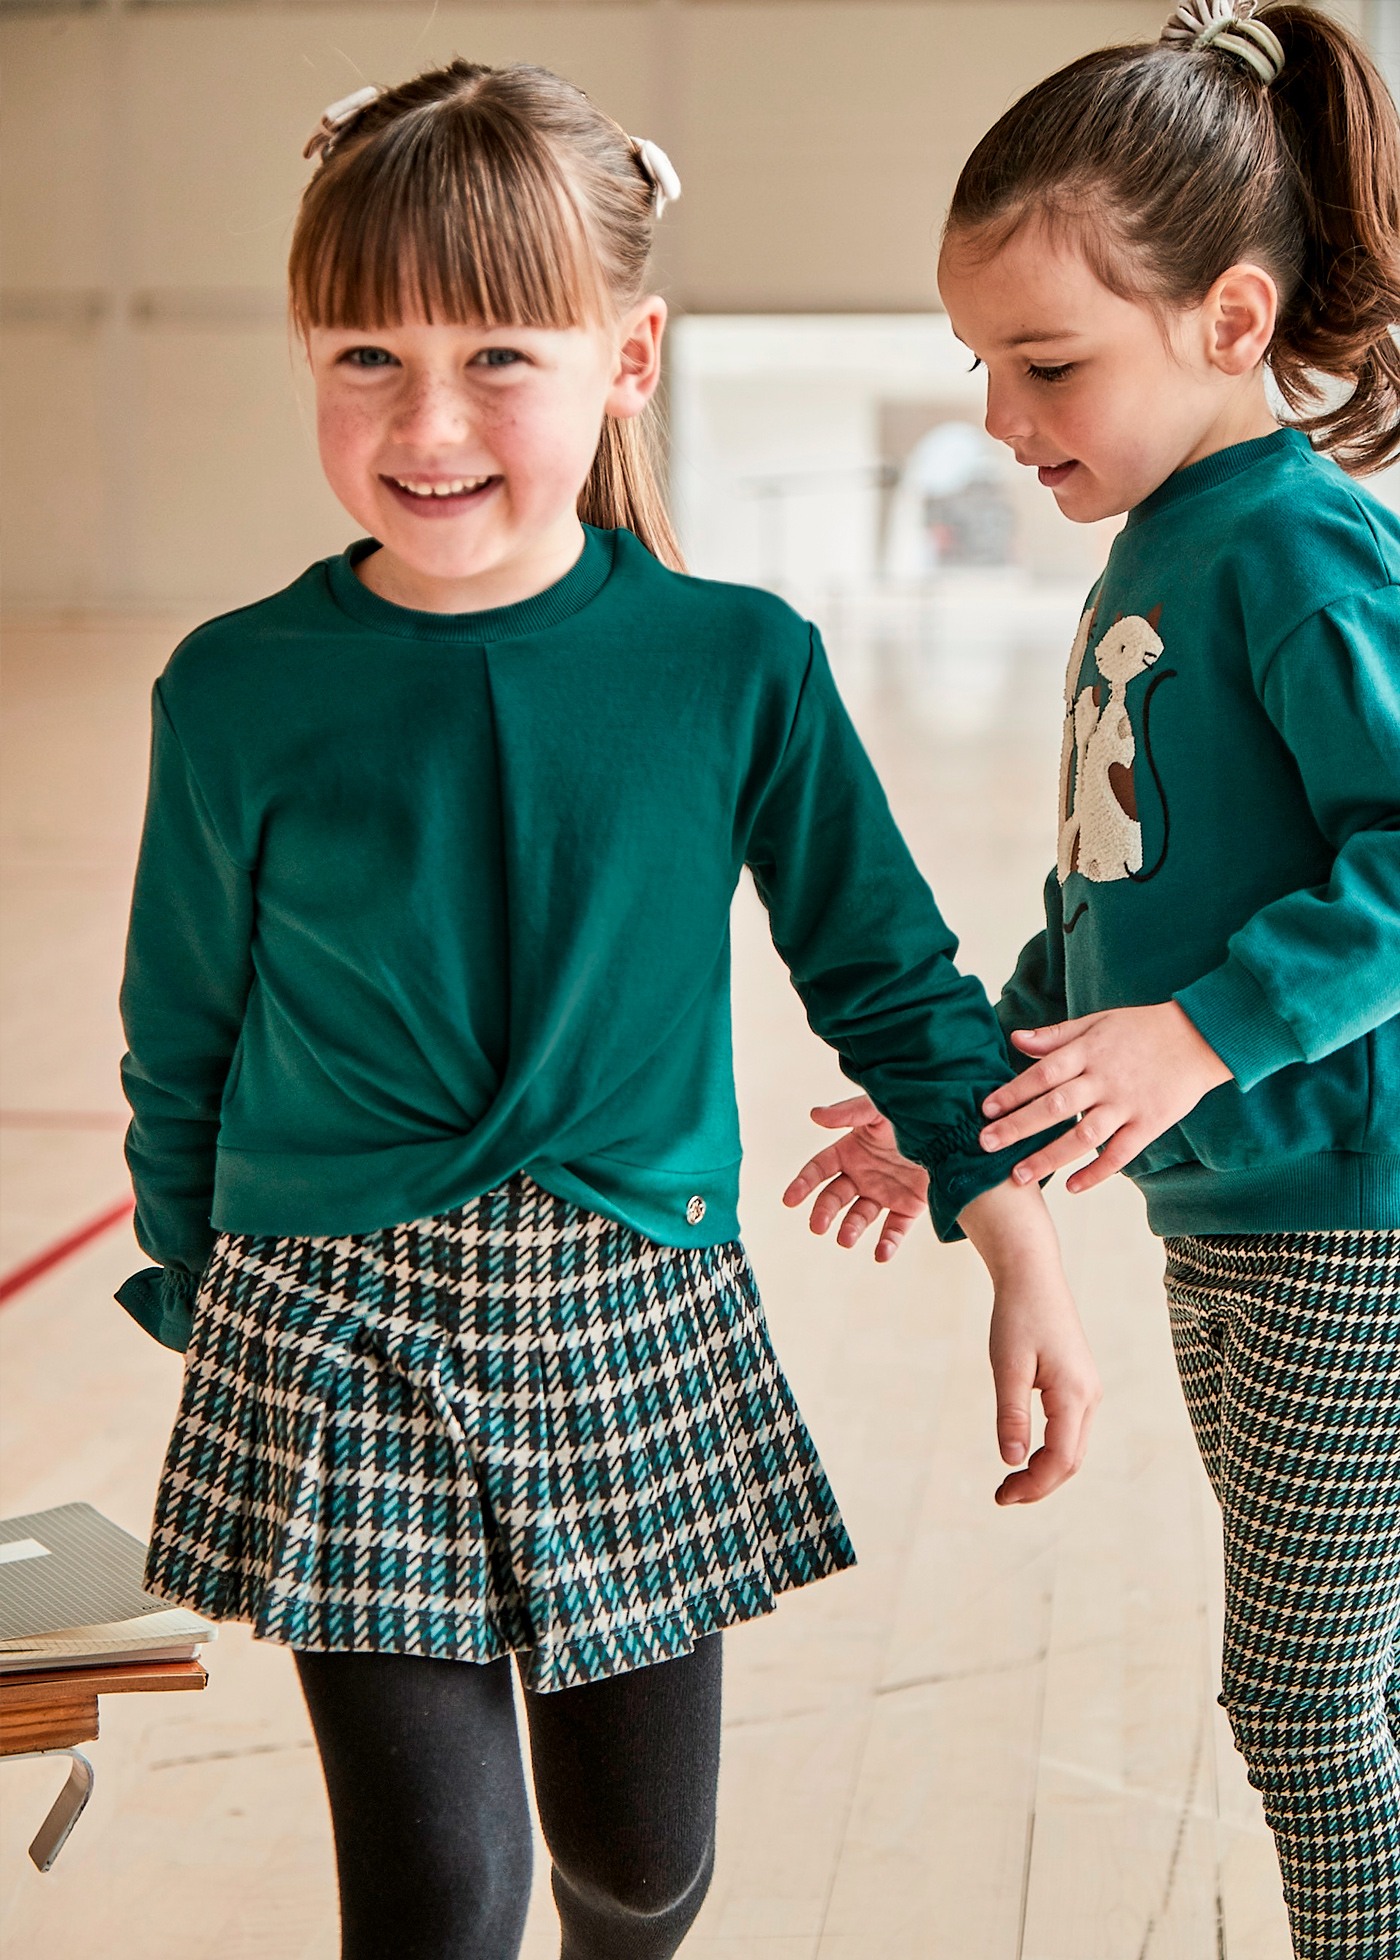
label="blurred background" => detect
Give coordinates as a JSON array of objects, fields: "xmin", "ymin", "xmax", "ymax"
[{"xmin": 3, "ymin": 4, "xmax": 1398, "ymax": 1956}]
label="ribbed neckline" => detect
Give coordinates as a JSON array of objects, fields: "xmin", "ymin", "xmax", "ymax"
[
  {"xmin": 1126, "ymin": 427, "xmax": 1309, "ymax": 530},
  {"xmin": 325, "ymin": 525, "xmax": 616, "ymax": 642}
]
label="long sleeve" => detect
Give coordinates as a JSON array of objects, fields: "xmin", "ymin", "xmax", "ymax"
[
  {"xmin": 997, "ymin": 871, "xmax": 1069, "ymax": 1062},
  {"xmin": 1175, "ymin": 588, "xmax": 1400, "ymax": 1089},
  {"xmin": 118, "ymin": 682, "xmax": 255, "ymax": 1346},
  {"xmin": 745, "ymin": 628, "xmax": 1042, "ymax": 1239}
]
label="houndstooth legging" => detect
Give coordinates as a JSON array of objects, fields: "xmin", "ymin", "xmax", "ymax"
[{"xmin": 1166, "ymin": 1231, "xmax": 1400, "ymax": 1960}]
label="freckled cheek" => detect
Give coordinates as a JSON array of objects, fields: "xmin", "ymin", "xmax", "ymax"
[
  {"xmin": 487, "ymin": 398, "xmax": 602, "ymax": 504},
  {"xmin": 316, "ymin": 395, "xmax": 384, "ymax": 492}
]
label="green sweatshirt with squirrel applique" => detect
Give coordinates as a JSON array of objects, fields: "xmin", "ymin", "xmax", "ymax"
[
  {"xmin": 120, "ymin": 526, "xmax": 1041, "ymax": 1349},
  {"xmin": 1000, "ymin": 429, "xmax": 1400, "ymax": 1236}
]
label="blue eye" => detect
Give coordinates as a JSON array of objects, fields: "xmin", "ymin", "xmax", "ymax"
[
  {"xmin": 1028, "ymin": 362, "xmax": 1073, "ymax": 384},
  {"xmin": 473, "ymin": 347, "xmax": 524, "ymax": 368},
  {"xmin": 342, "ymin": 345, "xmax": 397, "ymax": 368}
]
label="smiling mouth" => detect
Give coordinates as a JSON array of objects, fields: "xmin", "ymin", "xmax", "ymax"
[{"xmin": 382, "ymin": 474, "xmax": 500, "ymax": 511}]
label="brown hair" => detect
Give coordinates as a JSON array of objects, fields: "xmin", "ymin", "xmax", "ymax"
[
  {"xmin": 289, "ymin": 60, "xmax": 683, "ymax": 566},
  {"xmin": 945, "ymin": 5, "xmax": 1400, "ymax": 473}
]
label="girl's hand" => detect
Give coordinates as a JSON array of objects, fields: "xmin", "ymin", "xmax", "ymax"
[
  {"xmin": 782, "ymin": 1094, "xmax": 929, "ymax": 1261},
  {"xmin": 959, "ymin": 1181, "xmax": 1100, "ymax": 1504},
  {"xmin": 979, "ymin": 1002, "xmax": 1232, "ymax": 1194}
]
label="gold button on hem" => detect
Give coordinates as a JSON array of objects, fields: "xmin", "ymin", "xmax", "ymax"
[{"xmin": 686, "ymin": 1195, "xmax": 706, "ymax": 1225}]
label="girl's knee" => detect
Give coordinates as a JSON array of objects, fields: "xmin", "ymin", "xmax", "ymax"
[
  {"xmin": 1223, "ymin": 1683, "xmax": 1394, "ymax": 1778},
  {"xmin": 552, "ymin": 1829, "xmax": 715, "ymax": 1939}
]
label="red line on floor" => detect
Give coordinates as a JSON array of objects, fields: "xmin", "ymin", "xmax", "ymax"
[{"xmin": 0, "ymin": 1196, "xmax": 136, "ymax": 1305}]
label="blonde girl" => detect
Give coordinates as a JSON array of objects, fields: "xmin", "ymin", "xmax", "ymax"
[
  {"xmin": 786, "ymin": 4, "xmax": 1400, "ymax": 1950},
  {"xmin": 117, "ymin": 60, "xmax": 1097, "ymax": 1958}
]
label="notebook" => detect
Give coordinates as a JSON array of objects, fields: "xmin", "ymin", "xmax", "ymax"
[{"xmin": 0, "ymin": 1503, "xmax": 216, "ymax": 1673}]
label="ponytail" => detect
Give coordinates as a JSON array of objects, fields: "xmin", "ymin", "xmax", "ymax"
[
  {"xmin": 946, "ymin": 2, "xmax": 1400, "ymax": 473},
  {"xmin": 581, "ymin": 413, "xmax": 685, "ymax": 572},
  {"xmin": 1265, "ymin": 5, "xmax": 1400, "ymax": 472}
]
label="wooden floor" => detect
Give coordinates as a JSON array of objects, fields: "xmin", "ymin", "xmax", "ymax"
[{"xmin": 0, "ymin": 599, "xmax": 1292, "ymax": 1957}]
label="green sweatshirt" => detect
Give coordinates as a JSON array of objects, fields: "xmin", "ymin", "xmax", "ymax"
[
  {"xmin": 121, "ymin": 525, "xmax": 1035, "ymax": 1349},
  {"xmin": 1000, "ymin": 429, "xmax": 1400, "ymax": 1236}
]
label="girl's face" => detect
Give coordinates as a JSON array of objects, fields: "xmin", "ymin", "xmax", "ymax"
[
  {"xmin": 937, "ymin": 219, "xmax": 1277, "ymax": 523},
  {"xmin": 307, "ymin": 303, "xmax": 665, "ymax": 612}
]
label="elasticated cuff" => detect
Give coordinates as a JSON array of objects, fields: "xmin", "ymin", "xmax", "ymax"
[
  {"xmin": 116, "ymin": 1265, "xmax": 198, "ymax": 1353},
  {"xmin": 904, "ymin": 1114, "xmax": 1071, "ymax": 1244}
]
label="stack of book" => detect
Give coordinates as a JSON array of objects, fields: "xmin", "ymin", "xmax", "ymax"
[
  {"xmin": 0, "ymin": 1503, "xmax": 215, "ymax": 1673},
  {"xmin": 0, "ymin": 1503, "xmax": 214, "ymax": 1756}
]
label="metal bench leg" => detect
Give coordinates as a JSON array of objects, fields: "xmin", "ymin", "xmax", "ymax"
[{"xmin": 12, "ymin": 1749, "xmax": 97, "ymax": 1872}]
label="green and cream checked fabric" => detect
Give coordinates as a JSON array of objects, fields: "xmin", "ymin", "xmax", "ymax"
[
  {"xmin": 146, "ymin": 1174, "xmax": 854, "ymax": 1691},
  {"xmin": 1166, "ymin": 1230, "xmax": 1400, "ymax": 1958}
]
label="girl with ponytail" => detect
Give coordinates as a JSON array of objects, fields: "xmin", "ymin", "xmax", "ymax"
[
  {"xmin": 787, "ymin": 5, "xmax": 1400, "ymax": 1947},
  {"xmin": 115, "ymin": 57, "xmax": 1098, "ymax": 1956}
]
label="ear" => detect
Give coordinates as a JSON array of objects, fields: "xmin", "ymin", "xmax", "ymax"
[
  {"xmin": 1146, "ymin": 603, "xmax": 1162, "ymax": 630},
  {"xmin": 1201, "ymin": 262, "xmax": 1278, "ymax": 378},
  {"xmin": 605, "ymin": 296, "xmax": 668, "ymax": 422}
]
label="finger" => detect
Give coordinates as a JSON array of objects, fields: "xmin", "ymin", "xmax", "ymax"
[
  {"xmin": 980, "ymin": 1081, "xmax": 1094, "ymax": 1150},
  {"xmin": 1064, "ymin": 1123, "xmax": 1146, "ymax": 1195},
  {"xmin": 781, "ymin": 1144, "xmax": 846, "ymax": 1207},
  {"xmin": 1006, "ymin": 1108, "xmax": 1126, "ymax": 1185},
  {"xmin": 995, "ymin": 1409, "xmax": 1077, "ymax": 1504},
  {"xmin": 997, "ymin": 1375, "xmax": 1100, "ymax": 1505},
  {"xmin": 808, "ymin": 1174, "xmax": 860, "ymax": 1236},
  {"xmin": 1008, "ymin": 1014, "xmax": 1097, "ymax": 1055},
  {"xmin": 1063, "ymin": 1379, "xmax": 1101, "ymax": 1477},
  {"xmin": 981, "ymin": 1044, "xmax": 1085, "ymax": 1119},
  {"xmin": 875, "ymin": 1208, "xmax": 920, "ymax": 1263},
  {"xmin": 995, "ymin": 1443, "xmax": 1068, "ymax": 1505},
  {"xmin": 836, "ymin": 1196, "xmax": 882, "ymax": 1248},
  {"xmin": 1058, "ymin": 1369, "xmax": 1103, "ymax": 1477},
  {"xmin": 1075, "ymin": 1375, "xmax": 1103, "ymax": 1468},
  {"xmin": 990, "ymin": 1344, "xmax": 1033, "ymax": 1468},
  {"xmin": 810, "ymin": 1096, "xmax": 879, "ymax": 1131}
]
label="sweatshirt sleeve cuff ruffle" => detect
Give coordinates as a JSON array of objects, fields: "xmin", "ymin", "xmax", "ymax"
[
  {"xmin": 115, "ymin": 1265, "xmax": 198, "ymax": 1353},
  {"xmin": 1175, "ymin": 960, "xmax": 1306, "ymax": 1093},
  {"xmin": 900, "ymin": 1113, "xmax": 1069, "ymax": 1245}
]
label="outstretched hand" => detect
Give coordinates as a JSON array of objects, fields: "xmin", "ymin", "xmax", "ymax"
[
  {"xmin": 980, "ymin": 1002, "xmax": 1232, "ymax": 1194},
  {"xmin": 782, "ymin": 1094, "xmax": 929, "ymax": 1261}
]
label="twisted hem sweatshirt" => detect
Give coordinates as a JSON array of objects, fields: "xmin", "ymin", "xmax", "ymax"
[{"xmin": 120, "ymin": 526, "xmax": 1036, "ymax": 1346}]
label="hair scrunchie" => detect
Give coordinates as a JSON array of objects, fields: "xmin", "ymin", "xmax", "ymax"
[{"xmin": 1161, "ymin": 0, "xmax": 1286, "ymax": 86}]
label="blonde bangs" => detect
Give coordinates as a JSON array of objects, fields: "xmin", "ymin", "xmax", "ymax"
[{"xmin": 289, "ymin": 108, "xmax": 612, "ymax": 333}]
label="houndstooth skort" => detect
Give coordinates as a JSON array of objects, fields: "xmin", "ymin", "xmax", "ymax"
[{"xmin": 145, "ymin": 1174, "xmax": 855, "ymax": 1691}]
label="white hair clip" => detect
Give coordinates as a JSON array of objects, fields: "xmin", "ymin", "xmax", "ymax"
[
  {"xmin": 631, "ymin": 137, "xmax": 683, "ymax": 219},
  {"xmin": 303, "ymin": 84, "xmax": 384, "ymax": 163},
  {"xmin": 1161, "ymin": 0, "xmax": 1285, "ymax": 86}
]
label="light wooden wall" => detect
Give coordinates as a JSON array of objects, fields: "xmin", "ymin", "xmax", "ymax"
[{"xmin": 0, "ymin": 0, "xmax": 1372, "ymax": 608}]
